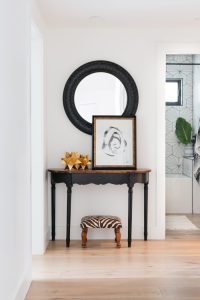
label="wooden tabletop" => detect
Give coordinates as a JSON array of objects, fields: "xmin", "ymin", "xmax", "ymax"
[{"xmin": 48, "ymin": 168, "xmax": 151, "ymax": 174}]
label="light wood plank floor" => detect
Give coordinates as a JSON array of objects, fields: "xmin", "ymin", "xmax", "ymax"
[{"xmin": 26, "ymin": 237, "xmax": 200, "ymax": 300}]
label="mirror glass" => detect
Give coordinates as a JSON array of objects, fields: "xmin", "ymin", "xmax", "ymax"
[{"xmin": 74, "ymin": 72, "xmax": 127, "ymax": 123}]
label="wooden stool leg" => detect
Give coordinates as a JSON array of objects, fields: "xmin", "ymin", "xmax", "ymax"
[
  {"xmin": 81, "ymin": 228, "xmax": 88, "ymax": 248},
  {"xmin": 115, "ymin": 228, "xmax": 121, "ymax": 248}
]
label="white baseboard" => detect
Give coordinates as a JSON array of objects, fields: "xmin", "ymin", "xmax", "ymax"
[
  {"xmin": 48, "ymin": 225, "xmax": 165, "ymax": 240},
  {"xmin": 32, "ymin": 227, "xmax": 51, "ymax": 255},
  {"xmin": 45, "ymin": 227, "xmax": 50, "ymax": 249},
  {"xmin": 14, "ymin": 262, "xmax": 31, "ymax": 300}
]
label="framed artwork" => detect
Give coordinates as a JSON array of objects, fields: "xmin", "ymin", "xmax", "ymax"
[{"xmin": 92, "ymin": 116, "xmax": 136, "ymax": 169}]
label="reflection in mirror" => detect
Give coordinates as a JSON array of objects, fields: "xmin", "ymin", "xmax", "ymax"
[{"xmin": 74, "ymin": 72, "xmax": 127, "ymax": 123}]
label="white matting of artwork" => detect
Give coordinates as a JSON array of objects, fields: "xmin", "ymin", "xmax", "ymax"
[{"xmin": 166, "ymin": 215, "xmax": 199, "ymax": 230}]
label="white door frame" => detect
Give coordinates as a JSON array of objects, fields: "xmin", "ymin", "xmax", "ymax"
[
  {"xmin": 31, "ymin": 21, "xmax": 47, "ymax": 254},
  {"xmin": 156, "ymin": 43, "xmax": 200, "ymax": 238}
]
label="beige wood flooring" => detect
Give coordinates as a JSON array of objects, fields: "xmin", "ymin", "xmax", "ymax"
[{"xmin": 26, "ymin": 234, "xmax": 200, "ymax": 300}]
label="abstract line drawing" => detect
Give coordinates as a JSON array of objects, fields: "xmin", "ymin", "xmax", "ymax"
[{"xmin": 102, "ymin": 126, "xmax": 127, "ymax": 156}]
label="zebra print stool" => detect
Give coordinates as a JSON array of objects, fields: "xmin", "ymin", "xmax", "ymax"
[{"xmin": 80, "ymin": 215, "xmax": 122, "ymax": 248}]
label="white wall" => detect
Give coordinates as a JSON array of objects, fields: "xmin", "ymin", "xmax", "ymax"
[
  {"xmin": 46, "ymin": 28, "xmax": 200, "ymax": 241},
  {"xmin": 31, "ymin": 22, "xmax": 48, "ymax": 255},
  {"xmin": 0, "ymin": 0, "xmax": 31, "ymax": 299},
  {"xmin": 31, "ymin": 1, "xmax": 48, "ymax": 255},
  {"xmin": 46, "ymin": 28, "xmax": 160, "ymax": 241}
]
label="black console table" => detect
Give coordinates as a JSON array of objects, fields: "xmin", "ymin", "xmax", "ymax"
[{"xmin": 48, "ymin": 168, "xmax": 151, "ymax": 247}]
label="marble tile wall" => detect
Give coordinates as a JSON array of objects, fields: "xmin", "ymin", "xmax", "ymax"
[{"xmin": 166, "ymin": 55, "xmax": 193, "ymax": 174}]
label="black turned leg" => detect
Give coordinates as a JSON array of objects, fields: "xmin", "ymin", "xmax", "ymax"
[
  {"xmin": 128, "ymin": 187, "xmax": 133, "ymax": 247},
  {"xmin": 66, "ymin": 186, "xmax": 72, "ymax": 247},
  {"xmin": 144, "ymin": 183, "xmax": 148, "ymax": 241},
  {"xmin": 51, "ymin": 183, "xmax": 56, "ymax": 241}
]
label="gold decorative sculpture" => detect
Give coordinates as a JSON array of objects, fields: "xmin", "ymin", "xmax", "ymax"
[
  {"xmin": 61, "ymin": 152, "xmax": 81, "ymax": 170},
  {"xmin": 79, "ymin": 155, "xmax": 91, "ymax": 170},
  {"xmin": 61, "ymin": 152, "xmax": 91, "ymax": 170}
]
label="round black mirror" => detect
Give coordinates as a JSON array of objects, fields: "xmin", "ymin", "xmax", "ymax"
[{"xmin": 63, "ymin": 60, "xmax": 139, "ymax": 134}]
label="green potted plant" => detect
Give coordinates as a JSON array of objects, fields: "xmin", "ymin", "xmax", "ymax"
[{"xmin": 175, "ymin": 117, "xmax": 193, "ymax": 156}]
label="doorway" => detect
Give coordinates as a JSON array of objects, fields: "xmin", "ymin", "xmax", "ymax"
[{"xmin": 165, "ymin": 54, "xmax": 200, "ymax": 238}]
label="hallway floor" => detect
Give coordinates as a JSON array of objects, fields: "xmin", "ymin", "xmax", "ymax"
[{"xmin": 26, "ymin": 237, "xmax": 200, "ymax": 300}]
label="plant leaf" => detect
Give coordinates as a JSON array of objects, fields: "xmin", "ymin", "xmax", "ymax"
[{"xmin": 175, "ymin": 117, "xmax": 192, "ymax": 145}]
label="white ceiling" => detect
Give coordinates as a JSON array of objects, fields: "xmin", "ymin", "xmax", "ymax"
[{"xmin": 36, "ymin": 0, "xmax": 200, "ymax": 28}]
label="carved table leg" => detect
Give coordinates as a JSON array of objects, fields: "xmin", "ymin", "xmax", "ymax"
[
  {"xmin": 51, "ymin": 183, "xmax": 56, "ymax": 241},
  {"xmin": 128, "ymin": 186, "xmax": 133, "ymax": 247},
  {"xmin": 66, "ymin": 186, "xmax": 72, "ymax": 247},
  {"xmin": 115, "ymin": 228, "xmax": 121, "ymax": 248},
  {"xmin": 144, "ymin": 182, "xmax": 148, "ymax": 241},
  {"xmin": 81, "ymin": 228, "xmax": 88, "ymax": 248}
]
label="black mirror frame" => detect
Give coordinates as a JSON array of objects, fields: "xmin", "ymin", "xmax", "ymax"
[{"xmin": 63, "ymin": 60, "xmax": 139, "ymax": 135}]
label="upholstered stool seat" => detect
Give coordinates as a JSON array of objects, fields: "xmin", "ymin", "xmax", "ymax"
[{"xmin": 80, "ymin": 215, "xmax": 122, "ymax": 248}]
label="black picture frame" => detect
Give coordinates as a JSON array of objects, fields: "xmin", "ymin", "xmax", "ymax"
[
  {"xmin": 92, "ymin": 116, "xmax": 137, "ymax": 170},
  {"xmin": 63, "ymin": 60, "xmax": 139, "ymax": 135}
]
